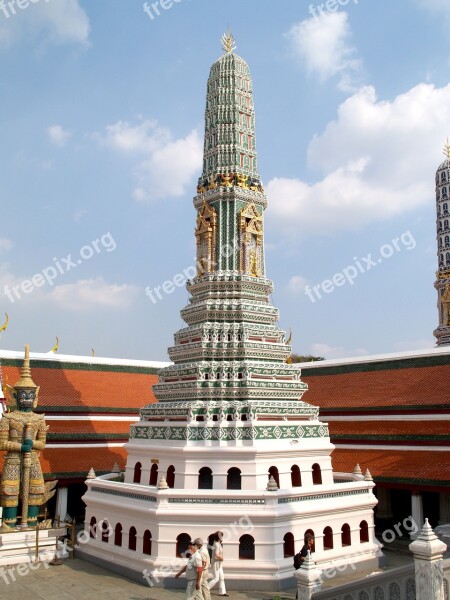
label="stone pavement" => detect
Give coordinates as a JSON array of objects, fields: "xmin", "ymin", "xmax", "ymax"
[{"xmin": 0, "ymin": 558, "xmax": 295, "ymax": 600}]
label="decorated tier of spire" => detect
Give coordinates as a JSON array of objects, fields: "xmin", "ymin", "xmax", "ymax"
[{"xmin": 433, "ymin": 140, "xmax": 450, "ymax": 345}]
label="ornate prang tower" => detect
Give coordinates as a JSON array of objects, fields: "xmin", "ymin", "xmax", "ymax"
[
  {"xmin": 82, "ymin": 34, "xmax": 380, "ymax": 591},
  {"xmin": 433, "ymin": 141, "xmax": 450, "ymax": 346}
]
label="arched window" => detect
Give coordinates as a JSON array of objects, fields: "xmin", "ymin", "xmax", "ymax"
[
  {"xmin": 227, "ymin": 467, "xmax": 242, "ymax": 490},
  {"xmin": 167, "ymin": 465, "xmax": 175, "ymax": 488},
  {"xmin": 143, "ymin": 530, "xmax": 152, "ymax": 555},
  {"xmin": 445, "ymin": 236, "xmax": 450, "ymax": 246},
  {"xmin": 133, "ymin": 462, "xmax": 142, "ymax": 484},
  {"xmin": 323, "ymin": 526, "xmax": 333, "ymax": 550},
  {"xmin": 239, "ymin": 534, "xmax": 255, "ymax": 560},
  {"xmin": 268, "ymin": 466, "xmax": 280, "ymax": 488},
  {"xmin": 101, "ymin": 520, "xmax": 110, "ymax": 543},
  {"xmin": 89, "ymin": 516, "xmax": 97, "ymax": 539},
  {"xmin": 360, "ymin": 520, "xmax": 369, "ymax": 543},
  {"xmin": 304, "ymin": 529, "xmax": 315, "ymax": 553},
  {"xmin": 176, "ymin": 533, "xmax": 191, "ymax": 558},
  {"xmin": 446, "ymin": 252, "xmax": 450, "ymax": 264},
  {"xmin": 199, "ymin": 467, "xmax": 213, "ymax": 489},
  {"xmin": 114, "ymin": 523, "xmax": 122, "ymax": 546},
  {"xmin": 312, "ymin": 463, "xmax": 322, "ymax": 485},
  {"xmin": 149, "ymin": 463, "xmax": 158, "ymax": 486},
  {"xmin": 283, "ymin": 532, "xmax": 295, "ymax": 557},
  {"xmin": 291, "ymin": 465, "xmax": 301, "ymax": 487},
  {"xmin": 129, "ymin": 526, "xmax": 137, "ymax": 551},
  {"xmin": 341, "ymin": 523, "xmax": 351, "ymax": 546}
]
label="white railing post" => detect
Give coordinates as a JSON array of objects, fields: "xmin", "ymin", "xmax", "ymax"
[
  {"xmin": 409, "ymin": 518, "xmax": 447, "ymax": 600},
  {"xmin": 295, "ymin": 551, "xmax": 322, "ymax": 600}
]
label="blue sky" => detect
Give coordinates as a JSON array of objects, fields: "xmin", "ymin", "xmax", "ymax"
[{"xmin": 0, "ymin": 0, "xmax": 448, "ymax": 360}]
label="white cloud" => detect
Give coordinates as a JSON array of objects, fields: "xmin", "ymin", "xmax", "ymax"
[
  {"xmin": 415, "ymin": 0, "xmax": 450, "ymax": 16},
  {"xmin": 48, "ymin": 278, "xmax": 138, "ymax": 311},
  {"xmin": 285, "ymin": 12, "xmax": 362, "ymax": 92},
  {"xmin": 48, "ymin": 125, "xmax": 72, "ymax": 147},
  {"xmin": 287, "ymin": 275, "xmax": 309, "ymax": 295},
  {"xmin": 310, "ymin": 343, "xmax": 368, "ymax": 360},
  {"xmin": 96, "ymin": 119, "xmax": 202, "ymax": 201},
  {"xmin": 0, "ymin": 239, "xmax": 12, "ymax": 253},
  {"xmin": 133, "ymin": 130, "xmax": 203, "ymax": 200},
  {"xmin": 267, "ymin": 83, "xmax": 450, "ymax": 237},
  {"xmin": 0, "ymin": 0, "xmax": 90, "ymax": 50},
  {"xmin": 393, "ymin": 339, "xmax": 435, "ymax": 352}
]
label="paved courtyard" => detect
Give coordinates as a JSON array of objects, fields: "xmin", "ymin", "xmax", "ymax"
[
  {"xmin": 0, "ymin": 558, "xmax": 295, "ymax": 600},
  {"xmin": 0, "ymin": 549, "xmax": 412, "ymax": 600}
]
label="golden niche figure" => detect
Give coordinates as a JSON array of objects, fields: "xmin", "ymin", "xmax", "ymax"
[{"xmin": 0, "ymin": 345, "xmax": 55, "ymax": 530}]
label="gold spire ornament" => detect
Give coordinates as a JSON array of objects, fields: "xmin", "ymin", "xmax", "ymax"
[
  {"xmin": 221, "ymin": 29, "xmax": 236, "ymax": 54},
  {"xmin": 51, "ymin": 337, "xmax": 59, "ymax": 353},
  {"xmin": 444, "ymin": 138, "xmax": 450, "ymax": 160},
  {"xmin": 0, "ymin": 313, "xmax": 8, "ymax": 335}
]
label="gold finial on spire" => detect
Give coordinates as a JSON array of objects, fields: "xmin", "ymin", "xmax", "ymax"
[
  {"xmin": 0, "ymin": 313, "xmax": 8, "ymax": 335},
  {"xmin": 444, "ymin": 138, "xmax": 450, "ymax": 160},
  {"xmin": 221, "ymin": 28, "xmax": 236, "ymax": 54},
  {"xmin": 51, "ymin": 337, "xmax": 59, "ymax": 353},
  {"xmin": 15, "ymin": 344, "xmax": 37, "ymax": 389}
]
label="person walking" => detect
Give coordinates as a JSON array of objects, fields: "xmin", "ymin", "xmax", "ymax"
[
  {"xmin": 208, "ymin": 531, "xmax": 228, "ymax": 597},
  {"xmin": 193, "ymin": 537, "xmax": 211, "ymax": 600},
  {"xmin": 175, "ymin": 541, "xmax": 203, "ymax": 600}
]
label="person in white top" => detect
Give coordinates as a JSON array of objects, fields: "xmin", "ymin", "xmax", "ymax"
[
  {"xmin": 193, "ymin": 537, "xmax": 211, "ymax": 600},
  {"xmin": 208, "ymin": 531, "xmax": 228, "ymax": 597},
  {"xmin": 175, "ymin": 541, "xmax": 203, "ymax": 600}
]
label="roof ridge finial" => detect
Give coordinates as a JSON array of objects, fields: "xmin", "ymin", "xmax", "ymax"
[
  {"xmin": 221, "ymin": 28, "xmax": 236, "ymax": 54},
  {"xmin": 444, "ymin": 137, "xmax": 450, "ymax": 160}
]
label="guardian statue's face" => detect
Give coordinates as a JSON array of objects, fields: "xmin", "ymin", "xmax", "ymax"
[{"xmin": 15, "ymin": 388, "xmax": 36, "ymax": 410}]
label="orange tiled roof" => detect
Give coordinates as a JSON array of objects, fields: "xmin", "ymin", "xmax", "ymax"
[
  {"xmin": 331, "ymin": 448, "xmax": 450, "ymax": 485},
  {"xmin": 46, "ymin": 420, "xmax": 133, "ymax": 436},
  {"xmin": 302, "ymin": 364, "xmax": 450, "ymax": 410},
  {"xmin": 2, "ymin": 365, "xmax": 158, "ymax": 412},
  {"xmin": 327, "ymin": 420, "xmax": 450, "ymax": 438},
  {"xmin": 40, "ymin": 446, "xmax": 128, "ymax": 478}
]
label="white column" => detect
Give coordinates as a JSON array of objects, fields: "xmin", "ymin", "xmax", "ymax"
[
  {"xmin": 439, "ymin": 493, "xmax": 450, "ymax": 525},
  {"xmin": 55, "ymin": 487, "xmax": 68, "ymax": 523},
  {"xmin": 411, "ymin": 492, "xmax": 424, "ymax": 539},
  {"xmin": 409, "ymin": 519, "xmax": 447, "ymax": 600}
]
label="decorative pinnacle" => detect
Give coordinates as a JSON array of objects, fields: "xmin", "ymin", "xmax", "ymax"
[
  {"xmin": 444, "ymin": 138, "xmax": 450, "ymax": 160},
  {"xmin": 15, "ymin": 344, "xmax": 37, "ymax": 389},
  {"xmin": 266, "ymin": 475, "xmax": 278, "ymax": 491},
  {"xmin": 221, "ymin": 29, "xmax": 236, "ymax": 54},
  {"xmin": 86, "ymin": 467, "xmax": 96, "ymax": 479},
  {"xmin": 158, "ymin": 476, "xmax": 169, "ymax": 489},
  {"xmin": 51, "ymin": 337, "xmax": 59, "ymax": 353}
]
